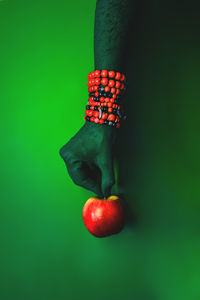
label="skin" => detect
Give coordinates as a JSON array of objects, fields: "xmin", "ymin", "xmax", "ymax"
[{"xmin": 60, "ymin": 0, "xmax": 134, "ymax": 198}]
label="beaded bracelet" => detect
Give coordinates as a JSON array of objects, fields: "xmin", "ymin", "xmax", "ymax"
[{"xmin": 84, "ymin": 70, "xmax": 127, "ymax": 128}]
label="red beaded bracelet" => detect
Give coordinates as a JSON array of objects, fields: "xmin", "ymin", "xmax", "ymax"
[
  {"xmin": 87, "ymin": 70, "xmax": 125, "ymax": 81},
  {"xmin": 84, "ymin": 69, "xmax": 127, "ymax": 128},
  {"xmin": 88, "ymin": 86, "xmax": 123, "ymax": 94}
]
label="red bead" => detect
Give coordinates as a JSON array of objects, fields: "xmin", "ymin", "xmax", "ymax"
[
  {"xmin": 115, "ymin": 81, "xmax": 121, "ymax": 88},
  {"xmin": 99, "ymin": 119, "xmax": 104, "ymax": 124},
  {"xmin": 108, "ymin": 108, "xmax": 112, "ymax": 113},
  {"xmin": 101, "ymin": 78, "xmax": 108, "ymax": 86},
  {"xmin": 88, "ymin": 110, "xmax": 93, "ymax": 117},
  {"xmin": 93, "ymin": 111, "xmax": 99, "ymax": 118},
  {"xmin": 91, "ymin": 71, "xmax": 95, "ymax": 78},
  {"xmin": 93, "ymin": 110, "xmax": 99, "ymax": 118},
  {"xmin": 95, "ymin": 70, "xmax": 101, "ymax": 77},
  {"xmin": 108, "ymin": 80, "xmax": 115, "ymax": 87},
  {"xmin": 100, "ymin": 97, "xmax": 105, "ymax": 102},
  {"xmin": 90, "ymin": 101, "xmax": 98, "ymax": 106},
  {"xmin": 94, "ymin": 86, "xmax": 98, "ymax": 91},
  {"xmin": 116, "ymin": 123, "xmax": 120, "ymax": 128},
  {"xmin": 95, "ymin": 92, "xmax": 99, "ymax": 97},
  {"xmin": 108, "ymin": 71, "xmax": 115, "ymax": 78},
  {"xmin": 94, "ymin": 118, "xmax": 99, "ymax": 123},
  {"xmin": 108, "ymin": 114, "xmax": 115, "ymax": 121},
  {"xmin": 101, "ymin": 70, "xmax": 108, "ymax": 77},
  {"xmin": 105, "ymin": 97, "xmax": 110, "ymax": 103},
  {"xmin": 113, "ymin": 94, "xmax": 117, "ymax": 99},
  {"xmin": 87, "ymin": 73, "xmax": 92, "ymax": 80},
  {"xmin": 115, "ymin": 72, "xmax": 121, "ymax": 80},
  {"xmin": 102, "ymin": 113, "xmax": 108, "ymax": 120},
  {"xmin": 111, "ymin": 88, "xmax": 116, "ymax": 94},
  {"xmin": 90, "ymin": 106, "xmax": 94, "ymax": 110},
  {"xmin": 110, "ymin": 98, "xmax": 114, "ymax": 103},
  {"xmin": 105, "ymin": 86, "xmax": 110, "ymax": 92},
  {"xmin": 91, "ymin": 86, "xmax": 94, "ymax": 91},
  {"xmin": 90, "ymin": 117, "xmax": 95, "ymax": 122},
  {"xmin": 116, "ymin": 89, "xmax": 120, "ymax": 95},
  {"xmin": 120, "ymin": 83, "xmax": 124, "ymax": 90},
  {"xmin": 108, "ymin": 102, "xmax": 112, "ymax": 107},
  {"xmin": 120, "ymin": 74, "xmax": 125, "ymax": 81},
  {"xmin": 84, "ymin": 116, "xmax": 86, "ymax": 121},
  {"xmin": 95, "ymin": 78, "xmax": 101, "ymax": 85}
]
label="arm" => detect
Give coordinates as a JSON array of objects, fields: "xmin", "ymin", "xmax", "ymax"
[
  {"xmin": 94, "ymin": 0, "xmax": 133, "ymax": 71},
  {"xmin": 60, "ymin": 0, "xmax": 133, "ymax": 197}
]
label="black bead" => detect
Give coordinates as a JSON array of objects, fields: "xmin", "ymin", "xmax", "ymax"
[
  {"xmin": 99, "ymin": 92, "xmax": 102, "ymax": 97},
  {"xmin": 104, "ymin": 120, "xmax": 109, "ymax": 125},
  {"xmin": 108, "ymin": 121, "xmax": 113, "ymax": 126},
  {"xmin": 109, "ymin": 93, "xmax": 113, "ymax": 98},
  {"xmin": 118, "ymin": 110, "xmax": 122, "ymax": 118},
  {"xmin": 112, "ymin": 122, "xmax": 116, "ymax": 127},
  {"xmin": 100, "ymin": 86, "xmax": 105, "ymax": 92},
  {"xmin": 86, "ymin": 116, "xmax": 90, "ymax": 121},
  {"xmin": 102, "ymin": 107, "xmax": 108, "ymax": 112},
  {"xmin": 94, "ymin": 106, "xmax": 98, "ymax": 111},
  {"xmin": 90, "ymin": 92, "xmax": 95, "ymax": 96},
  {"xmin": 113, "ymin": 108, "xmax": 117, "ymax": 114},
  {"xmin": 102, "ymin": 92, "xmax": 106, "ymax": 97},
  {"xmin": 86, "ymin": 105, "xmax": 90, "ymax": 110}
]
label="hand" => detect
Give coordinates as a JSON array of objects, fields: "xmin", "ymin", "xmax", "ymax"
[{"xmin": 59, "ymin": 121, "xmax": 118, "ymax": 197}]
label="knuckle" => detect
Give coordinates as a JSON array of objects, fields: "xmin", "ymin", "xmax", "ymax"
[
  {"xmin": 71, "ymin": 177, "xmax": 79, "ymax": 186},
  {"xmin": 59, "ymin": 145, "xmax": 74, "ymax": 163}
]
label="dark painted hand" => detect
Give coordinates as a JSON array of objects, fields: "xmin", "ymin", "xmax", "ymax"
[{"xmin": 59, "ymin": 122, "xmax": 118, "ymax": 197}]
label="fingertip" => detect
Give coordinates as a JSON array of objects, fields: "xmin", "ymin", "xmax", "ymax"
[{"xmin": 102, "ymin": 181, "xmax": 115, "ymax": 198}]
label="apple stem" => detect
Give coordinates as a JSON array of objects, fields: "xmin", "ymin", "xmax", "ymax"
[{"xmin": 104, "ymin": 197, "xmax": 106, "ymax": 200}]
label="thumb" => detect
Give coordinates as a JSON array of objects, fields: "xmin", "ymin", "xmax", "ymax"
[{"xmin": 98, "ymin": 154, "xmax": 115, "ymax": 198}]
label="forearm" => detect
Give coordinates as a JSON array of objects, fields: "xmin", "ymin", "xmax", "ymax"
[{"xmin": 94, "ymin": 0, "xmax": 134, "ymax": 72}]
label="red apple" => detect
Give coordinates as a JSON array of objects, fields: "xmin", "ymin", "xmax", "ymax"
[{"xmin": 82, "ymin": 195, "xmax": 125, "ymax": 237}]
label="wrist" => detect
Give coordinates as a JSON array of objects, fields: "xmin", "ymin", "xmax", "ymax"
[{"xmin": 84, "ymin": 118, "xmax": 118, "ymax": 133}]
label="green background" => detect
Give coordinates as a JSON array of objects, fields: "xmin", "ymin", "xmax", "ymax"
[{"xmin": 1, "ymin": 0, "xmax": 200, "ymax": 299}]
